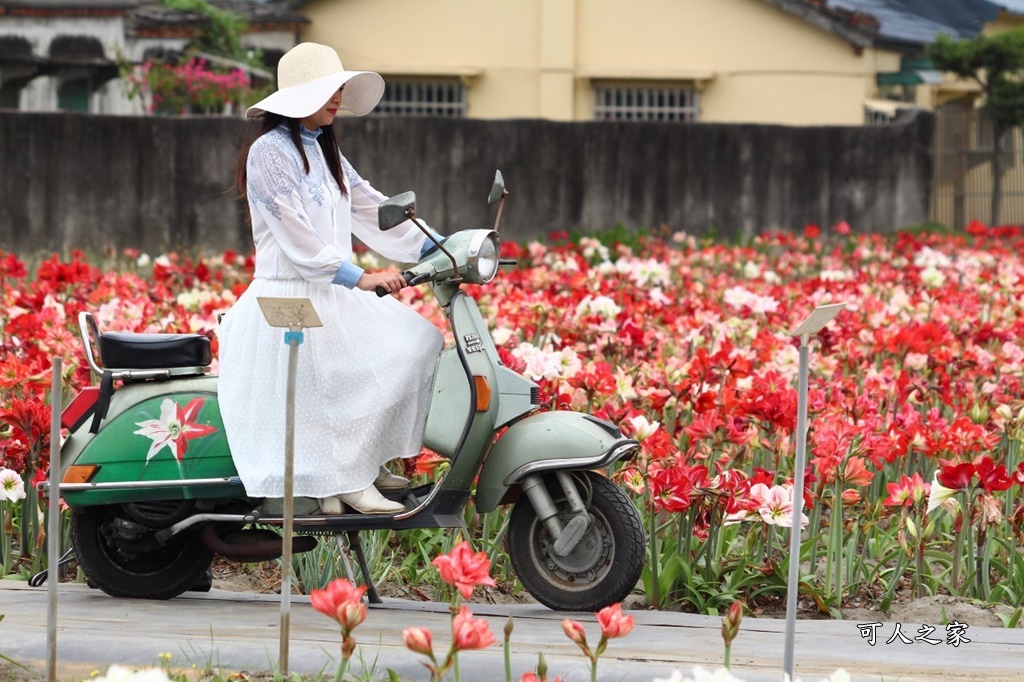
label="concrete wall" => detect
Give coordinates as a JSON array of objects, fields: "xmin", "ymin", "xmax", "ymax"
[{"xmin": 0, "ymin": 110, "xmax": 934, "ymax": 256}]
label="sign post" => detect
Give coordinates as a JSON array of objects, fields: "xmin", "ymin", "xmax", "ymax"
[
  {"xmin": 47, "ymin": 357, "xmax": 62, "ymax": 682},
  {"xmin": 783, "ymin": 302, "xmax": 846, "ymax": 681},
  {"xmin": 256, "ymin": 297, "xmax": 323, "ymax": 677}
]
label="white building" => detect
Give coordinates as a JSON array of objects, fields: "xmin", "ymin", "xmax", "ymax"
[{"xmin": 0, "ymin": 0, "xmax": 306, "ymax": 115}]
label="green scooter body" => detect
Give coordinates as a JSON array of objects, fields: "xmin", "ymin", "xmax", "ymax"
[{"xmin": 61, "ymin": 375, "xmax": 243, "ymax": 509}]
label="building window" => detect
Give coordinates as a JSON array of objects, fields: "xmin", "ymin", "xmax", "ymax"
[
  {"xmin": 375, "ymin": 79, "xmax": 466, "ymax": 117},
  {"xmin": 0, "ymin": 81, "xmax": 21, "ymax": 109},
  {"xmin": 58, "ymin": 78, "xmax": 91, "ymax": 111},
  {"xmin": 593, "ymin": 84, "xmax": 699, "ymax": 122}
]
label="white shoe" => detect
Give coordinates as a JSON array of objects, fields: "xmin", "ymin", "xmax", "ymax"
[
  {"xmin": 338, "ymin": 486, "xmax": 405, "ymax": 514},
  {"xmin": 317, "ymin": 497, "xmax": 343, "ymax": 515},
  {"xmin": 374, "ymin": 465, "xmax": 411, "ymax": 491}
]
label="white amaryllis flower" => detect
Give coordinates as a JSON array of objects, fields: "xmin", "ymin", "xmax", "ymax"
[
  {"xmin": 512, "ymin": 342, "xmax": 570, "ymax": 381},
  {"xmin": 627, "ymin": 414, "xmax": 661, "ymax": 442},
  {"xmin": 926, "ymin": 473, "xmax": 961, "ymax": 515},
  {"xmin": 1, "ymin": 467, "xmax": 27, "ymax": 502},
  {"xmin": 93, "ymin": 665, "xmax": 171, "ymax": 682},
  {"xmin": 575, "ymin": 295, "xmax": 621, "ymax": 321},
  {"xmin": 920, "ymin": 265, "xmax": 946, "ymax": 288}
]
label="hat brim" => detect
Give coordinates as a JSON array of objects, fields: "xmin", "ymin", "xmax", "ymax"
[{"xmin": 246, "ymin": 70, "xmax": 385, "ymax": 119}]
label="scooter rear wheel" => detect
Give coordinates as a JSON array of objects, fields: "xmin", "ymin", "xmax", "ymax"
[
  {"xmin": 71, "ymin": 505, "xmax": 214, "ymax": 600},
  {"xmin": 507, "ymin": 471, "xmax": 644, "ymax": 611}
]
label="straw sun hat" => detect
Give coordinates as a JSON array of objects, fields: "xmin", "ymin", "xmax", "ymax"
[{"xmin": 246, "ymin": 42, "xmax": 385, "ymax": 119}]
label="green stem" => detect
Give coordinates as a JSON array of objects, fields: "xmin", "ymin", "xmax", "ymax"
[
  {"xmin": 648, "ymin": 502, "xmax": 660, "ymax": 609},
  {"xmin": 833, "ymin": 480, "xmax": 843, "ymax": 604},
  {"xmin": 503, "ymin": 636, "xmax": 511, "ymax": 682},
  {"xmin": 724, "ymin": 644, "xmax": 732, "ymax": 670},
  {"xmin": 1, "ymin": 503, "xmax": 11, "ymax": 577},
  {"xmin": 951, "ymin": 513, "xmax": 964, "ymax": 594}
]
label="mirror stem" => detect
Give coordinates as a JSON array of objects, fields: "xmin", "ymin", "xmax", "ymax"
[
  {"xmin": 406, "ymin": 207, "xmax": 460, "ymax": 279},
  {"xmin": 492, "ymin": 190, "xmax": 510, "ymax": 232}
]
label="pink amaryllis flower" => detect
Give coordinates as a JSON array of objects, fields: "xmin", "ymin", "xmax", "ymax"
[
  {"xmin": 133, "ymin": 397, "xmax": 217, "ymax": 462},
  {"xmin": 596, "ymin": 603, "xmax": 635, "ymax": 639},
  {"xmin": 431, "ymin": 540, "xmax": 497, "ymax": 599},
  {"xmin": 0, "ymin": 467, "xmax": 26, "ymax": 502},
  {"xmin": 883, "ymin": 472, "xmax": 930, "ymax": 507},
  {"xmin": 451, "ymin": 605, "xmax": 495, "ymax": 651},
  {"xmin": 310, "ymin": 578, "xmax": 368, "ymax": 632}
]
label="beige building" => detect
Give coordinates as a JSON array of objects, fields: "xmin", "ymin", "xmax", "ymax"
[{"xmin": 299, "ymin": 0, "xmax": 908, "ymax": 126}]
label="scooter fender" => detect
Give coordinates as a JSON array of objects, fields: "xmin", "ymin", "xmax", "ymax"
[{"xmin": 474, "ymin": 411, "xmax": 639, "ymax": 513}]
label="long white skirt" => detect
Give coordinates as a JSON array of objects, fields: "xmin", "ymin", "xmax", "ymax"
[{"xmin": 217, "ymin": 278, "xmax": 443, "ymax": 498}]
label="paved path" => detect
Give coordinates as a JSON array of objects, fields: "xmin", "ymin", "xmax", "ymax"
[{"xmin": 1, "ymin": 582, "xmax": 1021, "ymax": 681}]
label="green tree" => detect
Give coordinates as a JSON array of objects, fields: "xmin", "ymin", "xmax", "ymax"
[
  {"xmin": 159, "ymin": 0, "xmax": 249, "ymax": 61},
  {"xmin": 928, "ymin": 28, "xmax": 1024, "ymax": 227}
]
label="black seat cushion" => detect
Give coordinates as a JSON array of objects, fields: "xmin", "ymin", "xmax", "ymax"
[{"xmin": 98, "ymin": 331, "xmax": 212, "ymax": 370}]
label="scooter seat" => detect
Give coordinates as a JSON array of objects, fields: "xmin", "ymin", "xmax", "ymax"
[{"xmin": 98, "ymin": 331, "xmax": 212, "ymax": 370}]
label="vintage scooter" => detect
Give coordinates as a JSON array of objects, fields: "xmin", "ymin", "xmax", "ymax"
[{"xmin": 49, "ymin": 173, "xmax": 644, "ymax": 611}]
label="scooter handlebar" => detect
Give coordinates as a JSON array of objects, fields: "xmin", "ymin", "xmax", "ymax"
[{"xmin": 375, "ymin": 271, "xmax": 430, "ymax": 297}]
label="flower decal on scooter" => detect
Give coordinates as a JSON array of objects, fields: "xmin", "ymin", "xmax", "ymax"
[{"xmin": 133, "ymin": 397, "xmax": 218, "ymax": 462}]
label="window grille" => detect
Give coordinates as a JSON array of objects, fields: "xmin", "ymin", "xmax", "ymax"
[
  {"xmin": 593, "ymin": 84, "xmax": 699, "ymax": 122},
  {"xmin": 375, "ymin": 79, "xmax": 467, "ymax": 117}
]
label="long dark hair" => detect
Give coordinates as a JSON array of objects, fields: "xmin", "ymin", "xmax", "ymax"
[{"xmin": 235, "ymin": 112, "xmax": 347, "ymax": 200}]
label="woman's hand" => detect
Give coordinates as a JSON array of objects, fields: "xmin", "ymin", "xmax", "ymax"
[{"xmin": 357, "ymin": 271, "xmax": 407, "ymax": 295}]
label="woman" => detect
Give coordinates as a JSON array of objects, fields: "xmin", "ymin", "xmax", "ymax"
[{"xmin": 219, "ymin": 42, "xmax": 443, "ymax": 515}]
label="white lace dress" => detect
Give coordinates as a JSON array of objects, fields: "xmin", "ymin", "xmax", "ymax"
[{"xmin": 218, "ymin": 125, "xmax": 443, "ymax": 498}]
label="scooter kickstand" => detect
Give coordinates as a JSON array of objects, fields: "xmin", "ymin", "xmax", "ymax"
[{"xmin": 337, "ymin": 530, "xmax": 382, "ymax": 605}]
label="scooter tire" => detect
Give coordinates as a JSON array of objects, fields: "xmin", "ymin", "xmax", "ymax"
[
  {"xmin": 507, "ymin": 471, "xmax": 645, "ymax": 611},
  {"xmin": 71, "ymin": 505, "xmax": 214, "ymax": 600}
]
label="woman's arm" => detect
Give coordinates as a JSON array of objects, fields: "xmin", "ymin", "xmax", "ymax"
[{"xmin": 344, "ymin": 157, "xmax": 440, "ymax": 264}]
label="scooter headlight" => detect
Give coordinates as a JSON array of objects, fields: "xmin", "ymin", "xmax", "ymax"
[{"xmin": 467, "ymin": 231, "xmax": 500, "ymax": 283}]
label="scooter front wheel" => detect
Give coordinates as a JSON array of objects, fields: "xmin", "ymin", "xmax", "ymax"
[
  {"xmin": 71, "ymin": 505, "xmax": 214, "ymax": 600},
  {"xmin": 506, "ymin": 471, "xmax": 644, "ymax": 611}
]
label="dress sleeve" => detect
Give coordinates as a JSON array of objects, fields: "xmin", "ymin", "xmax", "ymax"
[
  {"xmin": 344, "ymin": 157, "xmax": 435, "ymax": 264},
  {"xmin": 247, "ymin": 136, "xmax": 348, "ymax": 284}
]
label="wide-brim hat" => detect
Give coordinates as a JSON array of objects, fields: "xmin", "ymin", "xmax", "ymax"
[{"xmin": 246, "ymin": 42, "xmax": 384, "ymax": 119}]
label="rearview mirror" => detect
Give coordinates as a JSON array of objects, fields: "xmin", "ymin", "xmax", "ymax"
[
  {"xmin": 378, "ymin": 191, "xmax": 416, "ymax": 231},
  {"xmin": 487, "ymin": 171, "xmax": 505, "ymax": 205}
]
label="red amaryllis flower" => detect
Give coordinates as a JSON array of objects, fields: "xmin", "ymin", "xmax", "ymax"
[
  {"xmin": 562, "ymin": 618, "xmax": 588, "ymax": 646},
  {"xmin": 936, "ymin": 462, "xmax": 975, "ymax": 491},
  {"xmin": 431, "ymin": 540, "xmax": 497, "ymax": 599},
  {"xmin": 451, "ymin": 606, "xmax": 495, "ymax": 651},
  {"xmin": 310, "ymin": 578, "xmax": 368, "ymax": 632},
  {"xmin": 596, "ymin": 603, "xmax": 634, "ymax": 639},
  {"xmin": 975, "ymin": 455, "xmax": 1013, "ymax": 492}
]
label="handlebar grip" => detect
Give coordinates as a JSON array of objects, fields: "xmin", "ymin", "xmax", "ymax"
[{"xmin": 375, "ymin": 271, "xmax": 415, "ymax": 297}]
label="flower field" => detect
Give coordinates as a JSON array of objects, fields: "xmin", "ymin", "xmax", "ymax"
[{"xmin": 2, "ymin": 222, "xmax": 1024, "ymax": 620}]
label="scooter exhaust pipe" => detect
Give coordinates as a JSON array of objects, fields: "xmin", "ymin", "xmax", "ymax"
[{"xmin": 200, "ymin": 524, "xmax": 318, "ymax": 562}]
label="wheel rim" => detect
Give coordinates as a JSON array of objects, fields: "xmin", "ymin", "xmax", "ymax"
[{"xmin": 530, "ymin": 507, "xmax": 615, "ymax": 590}]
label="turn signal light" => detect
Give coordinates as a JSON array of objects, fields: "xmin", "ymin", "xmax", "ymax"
[
  {"xmin": 62, "ymin": 465, "xmax": 99, "ymax": 485},
  {"xmin": 473, "ymin": 375, "xmax": 491, "ymax": 412}
]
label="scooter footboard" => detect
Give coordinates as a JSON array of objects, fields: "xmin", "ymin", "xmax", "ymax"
[{"xmin": 475, "ymin": 411, "xmax": 639, "ymax": 513}]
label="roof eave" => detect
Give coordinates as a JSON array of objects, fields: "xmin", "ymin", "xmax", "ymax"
[{"xmin": 761, "ymin": 0, "xmax": 876, "ymax": 49}]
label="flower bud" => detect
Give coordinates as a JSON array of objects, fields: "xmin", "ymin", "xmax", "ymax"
[
  {"xmin": 402, "ymin": 627, "xmax": 433, "ymax": 656},
  {"xmin": 722, "ymin": 600, "xmax": 744, "ymax": 647}
]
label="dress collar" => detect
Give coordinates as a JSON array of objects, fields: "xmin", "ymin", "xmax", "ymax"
[{"xmin": 299, "ymin": 126, "xmax": 322, "ymax": 141}]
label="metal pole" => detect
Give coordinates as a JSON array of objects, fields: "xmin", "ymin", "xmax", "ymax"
[
  {"xmin": 783, "ymin": 335, "xmax": 810, "ymax": 680},
  {"xmin": 279, "ymin": 329, "xmax": 300, "ymax": 675},
  {"xmin": 47, "ymin": 357, "xmax": 62, "ymax": 682}
]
